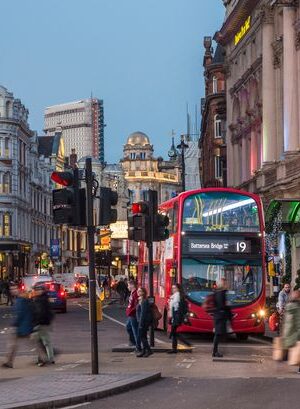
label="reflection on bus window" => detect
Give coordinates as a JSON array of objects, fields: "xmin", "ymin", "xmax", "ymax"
[
  {"xmin": 181, "ymin": 258, "xmax": 262, "ymax": 307},
  {"xmin": 182, "ymin": 192, "xmax": 259, "ymax": 233}
]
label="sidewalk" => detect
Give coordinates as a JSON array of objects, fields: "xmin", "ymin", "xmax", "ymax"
[{"xmin": 0, "ymin": 371, "xmax": 161, "ymax": 409}]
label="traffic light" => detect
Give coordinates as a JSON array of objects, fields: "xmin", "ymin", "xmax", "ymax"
[
  {"xmin": 51, "ymin": 168, "xmax": 86, "ymax": 226},
  {"xmin": 128, "ymin": 202, "xmax": 150, "ymax": 242},
  {"xmin": 153, "ymin": 213, "xmax": 170, "ymax": 242},
  {"xmin": 99, "ymin": 187, "xmax": 118, "ymax": 226}
]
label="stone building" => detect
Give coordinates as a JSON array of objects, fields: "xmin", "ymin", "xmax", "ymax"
[
  {"xmin": 215, "ymin": 0, "xmax": 300, "ymax": 284},
  {"xmin": 0, "ymin": 85, "xmax": 54, "ymax": 279},
  {"xmin": 200, "ymin": 37, "xmax": 227, "ymax": 187},
  {"xmin": 121, "ymin": 131, "xmax": 181, "ymax": 203}
]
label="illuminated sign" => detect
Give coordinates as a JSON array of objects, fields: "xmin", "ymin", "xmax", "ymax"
[
  {"xmin": 110, "ymin": 221, "xmax": 128, "ymax": 239},
  {"xmin": 234, "ymin": 16, "xmax": 251, "ymax": 46},
  {"xmin": 187, "ymin": 239, "xmax": 251, "ymax": 254}
]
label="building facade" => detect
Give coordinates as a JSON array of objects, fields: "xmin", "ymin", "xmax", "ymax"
[
  {"xmin": 44, "ymin": 98, "xmax": 104, "ymax": 163},
  {"xmin": 200, "ymin": 37, "xmax": 227, "ymax": 187},
  {"xmin": 215, "ymin": 0, "xmax": 300, "ymax": 284},
  {"xmin": 121, "ymin": 131, "xmax": 181, "ymax": 203},
  {"xmin": 0, "ymin": 86, "xmax": 55, "ymax": 280}
]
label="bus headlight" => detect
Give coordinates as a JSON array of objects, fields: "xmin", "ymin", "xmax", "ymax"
[
  {"xmin": 189, "ymin": 312, "xmax": 197, "ymax": 318},
  {"xmin": 257, "ymin": 309, "xmax": 266, "ymax": 318},
  {"xmin": 250, "ymin": 313, "xmax": 256, "ymax": 319}
]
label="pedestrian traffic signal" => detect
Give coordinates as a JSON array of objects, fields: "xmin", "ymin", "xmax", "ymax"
[
  {"xmin": 153, "ymin": 213, "xmax": 169, "ymax": 242},
  {"xmin": 51, "ymin": 168, "xmax": 86, "ymax": 226},
  {"xmin": 99, "ymin": 187, "xmax": 118, "ymax": 226},
  {"xmin": 128, "ymin": 202, "xmax": 150, "ymax": 242}
]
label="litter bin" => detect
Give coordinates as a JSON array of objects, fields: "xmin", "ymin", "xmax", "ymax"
[{"xmin": 96, "ymin": 299, "xmax": 103, "ymax": 321}]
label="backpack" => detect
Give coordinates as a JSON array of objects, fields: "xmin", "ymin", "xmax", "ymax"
[
  {"xmin": 202, "ymin": 293, "xmax": 216, "ymax": 313},
  {"xmin": 269, "ymin": 312, "xmax": 280, "ymax": 332},
  {"xmin": 151, "ymin": 303, "xmax": 162, "ymax": 329}
]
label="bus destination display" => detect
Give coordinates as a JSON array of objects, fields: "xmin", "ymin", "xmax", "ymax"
[{"xmin": 188, "ymin": 238, "xmax": 251, "ymax": 254}]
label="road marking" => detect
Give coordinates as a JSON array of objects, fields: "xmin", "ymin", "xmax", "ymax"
[
  {"xmin": 103, "ymin": 312, "xmax": 165, "ymax": 344},
  {"xmin": 62, "ymin": 403, "xmax": 91, "ymax": 409}
]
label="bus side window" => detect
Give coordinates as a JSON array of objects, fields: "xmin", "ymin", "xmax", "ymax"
[{"xmin": 167, "ymin": 208, "xmax": 173, "ymax": 234}]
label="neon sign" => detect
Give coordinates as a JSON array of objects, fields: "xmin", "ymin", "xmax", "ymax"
[{"xmin": 234, "ymin": 16, "xmax": 251, "ymax": 46}]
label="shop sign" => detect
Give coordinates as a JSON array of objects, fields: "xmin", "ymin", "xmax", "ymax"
[
  {"xmin": 234, "ymin": 16, "xmax": 251, "ymax": 46},
  {"xmin": 50, "ymin": 239, "xmax": 60, "ymax": 258},
  {"xmin": 110, "ymin": 221, "xmax": 128, "ymax": 239}
]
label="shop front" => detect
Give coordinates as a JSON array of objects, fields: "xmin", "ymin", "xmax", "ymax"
[{"xmin": 266, "ymin": 199, "xmax": 300, "ymax": 295}]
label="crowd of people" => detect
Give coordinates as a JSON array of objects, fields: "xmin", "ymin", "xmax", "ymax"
[{"xmin": 1, "ymin": 283, "xmax": 55, "ymax": 369}]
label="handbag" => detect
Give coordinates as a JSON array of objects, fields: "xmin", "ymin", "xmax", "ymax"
[
  {"xmin": 288, "ymin": 341, "xmax": 300, "ymax": 366},
  {"xmin": 151, "ymin": 303, "xmax": 162, "ymax": 329},
  {"xmin": 272, "ymin": 337, "xmax": 284, "ymax": 361}
]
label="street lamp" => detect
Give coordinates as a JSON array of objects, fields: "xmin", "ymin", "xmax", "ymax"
[{"xmin": 177, "ymin": 135, "xmax": 189, "ymax": 192}]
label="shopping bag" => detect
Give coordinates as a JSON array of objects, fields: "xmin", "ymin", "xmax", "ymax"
[
  {"xmin": 272, "ymin": 337, "xmax": 284, "ymax": 361},
  {"xmin": 288, "ymin": 341, "xmax": 300, "ymax": 366}
]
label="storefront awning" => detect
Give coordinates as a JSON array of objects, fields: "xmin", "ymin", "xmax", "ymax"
[{"xmin": 266, "ymin": 199, "xmax": 300, "ymax": 234}]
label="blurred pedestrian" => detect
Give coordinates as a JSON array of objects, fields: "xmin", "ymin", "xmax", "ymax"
[
  {"xmin": 212, "ymin": 278, "xmax": 232, "ymax": 358},
  {"xmin": 136, "ymin": 287, "xmax": 153, "ymax": 358},
  {"xmin": 32, "ymin": 285, "xmax": 55, "ymax": 366},
  {"xmin": 126, "ymin": 280, "xmax": 141, "ymax": 352},
  {"xmin": 277, "ymin": 283, "xmax": 291, "ymax": 314},
  {"xmin": 168, "ymin": 283, "xmax": 187, "ymax": 354},
  {"xmin": 2, "ymin": 285, "xmax": 34, "ymax": 368},
  {"xmin": 117, "ymin": 278, "xmax": 128, "ymax": 305},
  {"xmin": 282, "ymin": 289, "xmax": 300, "ymax": 374}
]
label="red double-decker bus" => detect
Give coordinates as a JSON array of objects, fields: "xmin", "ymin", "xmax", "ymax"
[{"xmin": 138, "ymin": 188, "xmax": 266, "ymax": 339}]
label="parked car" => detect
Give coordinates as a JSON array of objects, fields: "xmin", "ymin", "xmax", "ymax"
[
  {"xmin": 22, "ymin": 275, "xmax": 53, "ymax": 291},
  {"xmin": 35, "ymin": 281, "xmax": 67, "ymax": 313}
]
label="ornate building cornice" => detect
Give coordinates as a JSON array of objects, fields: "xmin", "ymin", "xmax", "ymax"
[{"xmin": 229, "ymin": 56, "xmax": 262, "ymax": 96}]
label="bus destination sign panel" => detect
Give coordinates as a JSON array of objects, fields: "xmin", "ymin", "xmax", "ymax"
[{"xmin": 188, "ymin": 239, "xmax": 251, "ymax": 254}]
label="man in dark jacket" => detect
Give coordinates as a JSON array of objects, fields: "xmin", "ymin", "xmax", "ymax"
[
  {"xmin": 2, "ymin": 285, "xmax": 34, "ymax": 368},
  {"xmin": 126, "ymin": 280, "xmax": 141, "ymax": 351},
  {"xmin": 212, "ymin": 278, "xmax": 232, "ymax": 358},
  {"xmin": 32, "ymin": 285, "xmax": 54, "ymax": 366}
]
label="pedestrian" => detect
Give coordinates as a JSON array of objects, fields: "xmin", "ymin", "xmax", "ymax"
[
  {"xmin": 2, "ymin": 284, "xmax": 34, "ymax": 368},
  {"xmin": 277, "ymin": 283, "xmax": 291, "ymax": 314},
  {"xmin": 136, "ymin": 287, "xmax": 153, "ymax": 358},
  {"xmin": 32, "ymin": 284, "xmax": 55, "ymax": 366},
  {"xmin": 168, "ymin": 283, "xmax": 186, "ymax": 354},
  {"xmin": 212, "ymin": 277, "xmax": 232, "ymax": 358},
  {"xmin": 282, "ymin": 289, "xmax": 300, "ymax": 374},
  {"xmin": 125, "ymin": 280, "xmax": 141, "ymax": 352},
  {"xmin": 116, "ymin": 278, "xmax": 128, "ymax": 305}
]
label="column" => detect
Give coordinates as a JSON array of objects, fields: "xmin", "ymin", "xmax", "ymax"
[
  {"xmin": 233, "ymin": 143, "xmax": 240, "ymax": 186},
  {"xmin": 262, "ymin": 10, "xmax": 277, "ymax": 162},
  {"xmin": 250, "ymin": 129, "xmax": 258, "ymax": 174},
  {"xmin": 241, "ymin": 137, "xmax": 247, "ymax": 182},
  {"xmin": 283, "ymin": 5, "xmax": 298, "ymax": 152}
]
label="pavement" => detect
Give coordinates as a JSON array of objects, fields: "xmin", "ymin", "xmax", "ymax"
[{"xmin": 0, "ymin": 372, "xmax": 161, "ymax": 409}]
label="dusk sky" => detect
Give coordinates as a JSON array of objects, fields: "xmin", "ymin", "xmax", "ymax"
[{"xmin": 0, "ymin": 0, "xmax": 224, "ymax": 163}]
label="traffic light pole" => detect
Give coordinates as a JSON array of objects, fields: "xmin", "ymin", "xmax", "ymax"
[
  {"xmin": 85, "ymin": 158, "xmax": 99, "ymax": 375},
  {"xmin": 147, "ymin": 190, "xmax": 156, "ymax": 348}
]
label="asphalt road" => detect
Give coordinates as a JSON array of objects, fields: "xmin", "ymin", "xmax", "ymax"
[{"xmin": 83, "ymin": 377, "xmax": 300, "ymax": 409}]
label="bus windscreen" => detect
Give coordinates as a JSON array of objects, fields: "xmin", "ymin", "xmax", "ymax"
[
  {"xmin": 182, "ymin": 257, "xmax": 263, "ymax": 307},
  {"xmin": 182, "ymin": 191, "xmax": 259, "ymax": 233}
]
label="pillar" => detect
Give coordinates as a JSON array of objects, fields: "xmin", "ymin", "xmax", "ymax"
[
  {"xmin": 250, "ymin": 129, "xmax": 258, "ymax": 174},
  {"xmin": 283, "ymin": 5, "xmax": 298, "ymax": 152},
  {"xmin": 241, "ymin": 137, "xmax": 247, "ymax": 182},
  {"xmin": 262, "ymin": 10, "xmax": 277, "ymax": 162}
]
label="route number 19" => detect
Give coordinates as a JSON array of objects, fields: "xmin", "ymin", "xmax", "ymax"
[{"xmin": 236, "ymin": 241, "xmax": 247, "ymax": 252}]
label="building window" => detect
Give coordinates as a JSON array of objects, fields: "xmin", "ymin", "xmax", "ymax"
[
  {"xmin": 4, "ymin": 138, "xmax": 9, "ymax": 158},
  {"xmin": 130, "ymin": 152, "xmax": 136, "ymax": 160},
  {"xmin": 214, "ymin": 156, "xmax": 222, "ymax": 179},
  {"xmin": 3, "ymin": 172, "xmax": 11, "ymax": 193},
  {"xmin": 214, "ymin": 115, "xmax": 222, "ymax": 138},
  {"xmin": 212, "ymin": 76, "xmax": 218, "ymax": 94},
  {"xmin": 3, "ymin": 213, "xmax": 11, "ymax": 237}
]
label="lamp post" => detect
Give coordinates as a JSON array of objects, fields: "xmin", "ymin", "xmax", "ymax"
[{"xmin": 177, "ymin": 135, "xmax": 189, "ymax": 192}]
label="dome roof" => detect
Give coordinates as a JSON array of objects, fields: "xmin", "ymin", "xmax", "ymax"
[{"xmin": 126, "ymin": 132, "xmax": 150, "ymax": 146}]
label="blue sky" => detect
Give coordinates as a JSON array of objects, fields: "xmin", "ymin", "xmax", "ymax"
[{"xmin": 0, "ymin": 0, "xmax": 224, "ymax": 163}]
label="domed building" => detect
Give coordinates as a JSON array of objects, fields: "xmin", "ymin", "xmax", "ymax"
[{"xmin": 121, "ymin": 131, "xmax": 181, "ymax": 203}]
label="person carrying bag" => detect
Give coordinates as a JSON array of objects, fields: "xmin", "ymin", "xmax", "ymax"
[{"xmin": 281, "ymin": 289, "xmax": 300, "ymax": 373}]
